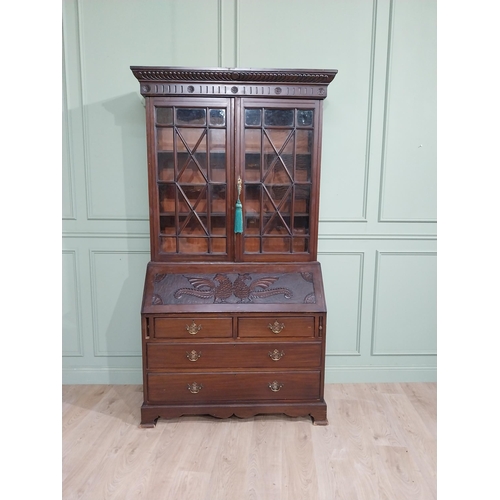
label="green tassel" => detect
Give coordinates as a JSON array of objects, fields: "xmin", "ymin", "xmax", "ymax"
[{"xmin": 234, "ymin": 197, "xmax": 243, "ymax": 234}]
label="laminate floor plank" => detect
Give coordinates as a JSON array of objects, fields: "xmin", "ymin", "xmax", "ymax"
[
  {"xmin": 62, "ymin": 383, "xmax": 436, "ymax": 500},
  {"xmin": 282, "ymin": 417, "xmax": 321, "ymax": 500},
  {"xmin": 244, "ymin": 415, "xmax": 284, "ymax": 500}
]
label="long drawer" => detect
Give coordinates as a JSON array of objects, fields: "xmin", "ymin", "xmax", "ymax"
[
  {"xmin": 238, "ymin": 316, "xmax": 315, "ymax": 338},
  {"xmin": 146, "ymin": 341, "xmax": 322, "ymax": 370},
  {"xmin": 147, "ymin": 371, "xmax": 322, "ymax": 404}
]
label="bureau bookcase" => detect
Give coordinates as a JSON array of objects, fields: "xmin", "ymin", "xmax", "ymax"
[{"xmin": 131, "ymin": 67, "xmax": 337, "ymax": 427}]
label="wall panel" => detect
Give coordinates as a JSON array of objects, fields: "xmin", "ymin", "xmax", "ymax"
[
  {"xmin": 379, "ymin": 0, "xmax": 437, "ymax": 222},
  {"xmin": 372, "ymin": 252, "xmax": 437, "ymax": 355},
  {"xmin": 62, "ymin": 251, "xmax": 83, "ymax": 356},
  {"xmin": 320, "ymin": 253, "xmax": 364, "ymax": 355},
  {"xmin": 90, "ymin": 250, "xmax": 150, "ymax": 356},
  {"xmin": 62, "ymin": 0, "xmax": 437, "ymax": 384}
]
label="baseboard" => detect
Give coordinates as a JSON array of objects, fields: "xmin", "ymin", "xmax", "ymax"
[
  {"xmin": 325, "ymin": 365, "xmax": 437, "ymax": 383},
  {"xmin": 62, "ymin": 367, "xmax": 143, "ymax": 384}
]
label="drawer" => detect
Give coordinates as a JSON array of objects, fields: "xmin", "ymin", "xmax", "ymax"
[
  {"xmin": 147, "ymin": 341, "xmax": 322, "ymax": 370},
  {"xmin": 152, "ymin": 317, "xmax": 232, "ymax": 339},
  {"xmin": 147, "ymin": 371, "xmax": 321, "ymax": 404},
  {"xmin": 238, "ymin": 316, "xmax": 315, "ymax": 338}
]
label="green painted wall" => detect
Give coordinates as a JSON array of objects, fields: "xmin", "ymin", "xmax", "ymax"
[{"xmin": 62, "ymin": 0, "xmax": 436, "ymax": 384}]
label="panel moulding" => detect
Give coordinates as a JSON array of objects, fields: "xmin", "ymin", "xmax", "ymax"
[
  {"xmin": 89, "ymin": 249, "xmax": 149, "ymax": 357},
  {"xmin": 62, "ymin": 250, "xmax": 84, "ymax": 357},
  {"xmin": 371, "ymin": 251, "xmax": 437, "ymax": 356},
  {"xmin": 320, "ymin": 252, "xmax": 364, "ymax": 356}
]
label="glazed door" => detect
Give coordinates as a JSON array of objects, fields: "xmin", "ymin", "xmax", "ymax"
[
  {"xmin": 237, "ymin": 99, "xmax": 321, "ymax": 262},
  {"xmin": 151, "ymin": 98, "xmax": 234, "ymax": 261}
]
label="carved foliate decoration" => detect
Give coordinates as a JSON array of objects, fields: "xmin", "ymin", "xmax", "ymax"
[{"xmin": 151, "ymin": 272, "xmax": 316, "ymax": 305}]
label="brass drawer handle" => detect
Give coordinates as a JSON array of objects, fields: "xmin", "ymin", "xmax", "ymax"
[
  {"xmin": 186, "ymin": 350, "xmax": 202, "ymax": 362},
  {"xmin": 268, "ymin": 349, "xmax": 285, "ymax": 361},
  {"xmin": 268, "ymin": 381, "xmax": 284, "ymax": 392},
  {"xmin": 187, "ymin": 382, "xmax": 203, "ymax": 394},
  {"xmin": 268, "ymin": 320, "xmax": 285, "ymax": 334},
  {"xmin": 186, "ymin": 320, "xmax": 202, "ymax": 335}
]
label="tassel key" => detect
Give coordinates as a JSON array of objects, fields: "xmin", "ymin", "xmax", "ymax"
[{"xmin": 234, "ymin": 176, "xmax": 243, "ymax": 234}]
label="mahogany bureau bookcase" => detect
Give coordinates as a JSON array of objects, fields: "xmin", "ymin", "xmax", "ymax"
[{"xmin": 130, "ymin": 66, "xmax": 337, "ymax": 427}]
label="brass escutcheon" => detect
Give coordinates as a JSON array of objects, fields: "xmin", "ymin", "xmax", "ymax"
[
  {"xmin": 186, "ymin": 350, "xmax": 201, "ymax": 362},
  {"xmin": 268, "ymin": 320, "xmax": 285, "ymax": 334},
  {"xmin": 268, "ymin": 381, "xmax": 284, "ymax": 392},
  {"xmin": 187, "ymin": 382, "xmax": 203, "ymax": 394},
  {"xmin": 268, "ymin": 349, "xmax": 285, "ymax": 361},
  {"xmin": 186, "ymin": 320, "xmax": 202, "ymax": 335}
]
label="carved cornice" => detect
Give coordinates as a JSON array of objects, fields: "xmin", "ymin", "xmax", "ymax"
[
  {"xmin": 130, "ymin": 66, "xmax": 337, "ymax": 85},
  {"xmin": 130, "ymin": 66, "xmax": 338, "ymax": 99}
]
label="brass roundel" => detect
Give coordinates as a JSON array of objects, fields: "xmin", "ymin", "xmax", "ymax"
[
  {"xmin": 187, "ymin": 85, "xmax": 195, "ymax": 93},
  {"xmin": 231, "ymin": 86, "xmax": 239, "ymax": 94}
]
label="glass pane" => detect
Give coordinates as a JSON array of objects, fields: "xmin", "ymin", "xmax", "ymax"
[
  {"xmin": 211, "ymin": 238, "xmax": 226, "ymax": 253},
  {"xmin": 245, "ymin": 129, "xmax": 261, "ymax": 182},
  {"xmin": 245, "ymin": 109, "xmax": 261, "ymax": 126},
  {"xmin": 176, "ymin": 128, "xmax": 207, "ymax": 153},
  {"xmin": 293, "ymin": 216, "xmax": 310, "ymax": 235},
  {"xmin": 245, "ymin": 154, "xmax": 260, "ymax": 182},
  {"xmin": 157, "ymin": 107, "xmax": 173, "ymax": 125},
  {"xmin": 160, "ymin": 237, "xmax": 177, "ymax": 253},
  {"xmin": 263, "ymin": 130, "xmax": 293, "ymax": 184},
  {"xmin": 293, "ymin": 238, "xmax": 309, "ymax": 253},
  {"xmin": 176, "ymin": 108, "xmax": 206, "ymax": 125},
  {"xmin": 245, "ymin": 128, "xmax": 261, "ymax": 154},
  {"xmin": 263, "ymin": 238, "xmax": 290, "ymax": 253},
  {"xmin": 178, "ymin": 160, "xmax": 206, "ymax": 183},
  {"xmin": 263, "ymin": 213, "xmax": 289, "ymax": 235},
  {"xmin": 157, "ymin": 127, "xmax": 173, "ymax": 151},
  {"xmin": 297, "ymin": 109, "xmax": 313, "ymax": 127},
  {"xmin": 179, "ymin": 237, "xmax": 208, "ymax": 253},
  {"xmin": 159, "ymin": 216, "xmax": 176, "ymax": 234},
  {"xmin": 179, "ymin": 215, "xmax": 207, "ymax": 236},
  {"xmin": 210, "ymin": 185, "xmax": 226, "ymax": 213},
  {"xmin": 245, "ymin": 185, "xmax": 260, "ymax": 215},
  {"xmin": 209, "ymin": 129, "xmax": 226, "ymax": 182},
  {"xmin": 296, "ymin": 154, "xmax": 311, "ymax": 182},
  {"xmin": 296, "ymin": 129, "xmax": 312, "ymax": 154},
  {"xmin": 209, "ymin": 109, "xmax": 225, "ymax": 126},
  {"xmin": 178, "ymin": 185, "xmax": 207, "ymax": 213},
  {"xmin": 211, "ymin": 216, "xmax": 226, "ymax": 235},
  {"xmin": 245, "ymin": 216, "xmax": 260, "ymax": 235},
  {"xmin": 210, "ymin": 154, "xmax": 226, "ymax": 182},
  {"xmin": 244, "ymin": 237, "xmax": 261, "ymax": 253},
  {"xmin": 158, "ymin": 152, "xmax": 175, "ymax": 181},
  {"xmin": 295, "ymin": 185, "xmax": 310, "ymax": 214},
  {"xmin": 159, "ymin": 184, "xmax": 175, "ymax": 212},
  {"xmin": 264, "ymin": 109, "xmax": 294, "ymax": 127}
]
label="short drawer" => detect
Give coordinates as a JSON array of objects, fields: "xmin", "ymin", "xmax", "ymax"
[
  {"xmin": 147, "ymin": 371, "xmax": 321, "ymax": 404},
  {"xmin": 146, "ymin": 341, "xmax": 322, "ymax": 370},
  {"xmin": 238, "ymin": 316, "xmax": 315, "ymax": 338},
  {"xmin": 152, "ymin": 317, "xmax": 232, "ymax": 339}
]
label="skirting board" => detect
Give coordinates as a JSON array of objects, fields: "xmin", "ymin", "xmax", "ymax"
[
  {"xmin": 62, "ymin": 366, "xmax": 436, "ymax": 385},
  {"xmin": 325, "ymin": 366, "xmax": 436, "ymax": 383}
]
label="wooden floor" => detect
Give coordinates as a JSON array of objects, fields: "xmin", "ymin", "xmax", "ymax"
[{"xmin": 62, "ymin": 383, "xmax": 436, "ymax": 500}]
